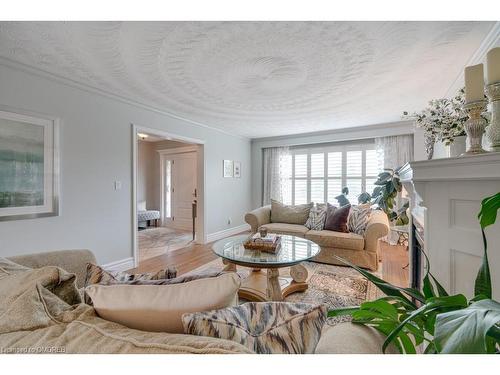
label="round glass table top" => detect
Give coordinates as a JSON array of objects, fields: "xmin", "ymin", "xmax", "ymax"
[{"xmin": 212, "ymin": 234, "xmax": 320, "ymax": 268}]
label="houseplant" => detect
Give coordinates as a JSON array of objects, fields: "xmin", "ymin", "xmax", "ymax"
[
  {"xmin": 352, "ymin": 168, "xmax": 409, "ymax": 226},
  {"xmin": 403, "ymin": 88, "xmax": 468, "ymax": 147},
  {"xmin": 328, "ymin": 192, "xmax": 500, "ymax": 354}
]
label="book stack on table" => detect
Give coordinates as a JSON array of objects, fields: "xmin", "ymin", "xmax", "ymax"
[{"xmin": 243, "ymin": 233, "xmax": 282, "ymax": 253}]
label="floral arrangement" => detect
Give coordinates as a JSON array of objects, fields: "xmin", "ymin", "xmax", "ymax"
[{"xmin": 403, "ymin": 88, "xmax": 468, "ymax": 145}]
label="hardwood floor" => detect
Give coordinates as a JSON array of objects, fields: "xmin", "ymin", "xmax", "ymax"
[
  {"xmin": 380, "ymin": 241, "xmax": 409, "ymax": 287},
  {"xmin": 129, "ymin": 235, "xmax": 409, "ymax": 287}
]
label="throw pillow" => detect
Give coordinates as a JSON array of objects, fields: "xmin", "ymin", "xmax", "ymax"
[
  {"xmin": 270, "ymin": 199, "xmax": 313, "ymax": 225},
  {"xmin": 182, "ymin": 302, "xmax": 327, "ymax": 354},
  {"xmin": 85, "ymin": 272, "xmax": 241, "ymax": 333},
  {"xmin": 305, "ymin": 203, "xmax": 327, "ymax": 230},
  {"xmin": 84, "ymin": 263, "xmax": 177, "ymax": 304},
  {"xmin": 324, "ymin": 203, "xmax": 351, "ymax": 232},
  {"xmin": 348, "ymin": 204, "xmax": 373, "ymax": 235}
]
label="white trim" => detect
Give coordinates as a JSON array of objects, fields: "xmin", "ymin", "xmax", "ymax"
[
  {"xmin": 101, "ymin": 257, "xmax": 135, "ymax": 273},
  {"xmin": 252, "ymin": 120, "xmax": 414, "ymax": 147},
  {"xmin": 445, "ymin": 22, "xmax": 500, "ymax": 97},
  {"xmin": 132, "ymin": 124, "xmax": 207, "ymax": 269},
  {"xmin": 0, "ymin": 56, "xmax": 248, "ymax": 140},
  {"xmin": 206, "ymin": 224, "xmax": 251, "ymax": 243},
  {"xmin": 157, "ymin": 145, "xmax": 199, "ymax": 155}
]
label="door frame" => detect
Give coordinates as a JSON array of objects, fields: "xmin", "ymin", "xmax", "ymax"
[
  {"xmin": 158, "ymin": 146, "xmax": 198, "ymax": 229},
  {"xmin": 131, "ymin": 124, "xmax": 206, "ymax": 268}
]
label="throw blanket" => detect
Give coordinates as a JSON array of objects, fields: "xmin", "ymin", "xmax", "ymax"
[{"xmin": 0, "ymin": 258, "xmax": 251, "ymax": 354}]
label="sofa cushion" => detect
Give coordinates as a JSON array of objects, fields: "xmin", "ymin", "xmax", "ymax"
[
  {"xmin": 305, "ymin": 203, "xmax": 327, "ymax": 230},
  {"xmin": 182, "ymin": 302, "xmax": 327, "ymax": 354},
  {"xmin": 305, "ymin": 230, "xmax": 364, "ymax": 251},
  {"xmin": 315, "ymin": 322, "xmax": 398, "ymax": 354},
  {"xmin": 85, "ymin": 272, "xmax": 241, "ymax": 334},
  {"xmin": 324, "ymin": 204, "xmax": 351, "ymax": 232},
  {"xmin": 260, "ymin": 223, "xmax": 309, "ymax": 237},
  {"xmin": 270, "ymin": 199, "xmax": 313, "ymax": 225},
  {"xmin": 347, "ymin": 204, "xmax": 372, "ymax": 235}
]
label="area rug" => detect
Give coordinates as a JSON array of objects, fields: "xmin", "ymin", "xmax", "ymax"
[
  {"xmin": 138, "ymin": 227, "xmax": 193, "ymax": 262},
  {"xmin": 187, "ymin": 258, "xmax": 382, "ymax": 323}
]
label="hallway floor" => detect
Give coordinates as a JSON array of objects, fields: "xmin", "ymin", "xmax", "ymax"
[{"xmin": 138, "ymin": 226, "xmax": 193, "ymax": 263}]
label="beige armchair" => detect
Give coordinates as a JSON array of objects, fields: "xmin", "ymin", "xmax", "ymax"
[{"xmin": 245, "ymin": 206, "xmax": 389, "ymax": 270}]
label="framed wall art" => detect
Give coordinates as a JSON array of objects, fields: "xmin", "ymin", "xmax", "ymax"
[
  {"xmin": 0, "ymin": 108, "xmax": 60, "ymax": 221},
  {"xmin": 233, "ymin": 161, "xmax": 241, "ymax": 178},
  {"xmin": 223, "ymin": 159, "xmax": 233, "ymax": 178}
]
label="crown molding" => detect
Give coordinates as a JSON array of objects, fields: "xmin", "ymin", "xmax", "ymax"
[
  {"xmin": 445, "ymin": 21, "xmax": 500, "ymax": 98},
  {"xmin": 0, "ymin": 56, "xmax": 249, "ymax": 141},
  {"xmin": 251, "ymin": 120, "xmax": 414, "ymax": 148}
]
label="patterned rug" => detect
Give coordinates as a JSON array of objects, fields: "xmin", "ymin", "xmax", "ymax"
[
  {"xmin": 188, "ymin": 258, "xmax": 381, "ymax": 323},
  {"xmin": 138, "ymin": 227, "xmax": 193, "ymax": 262}
]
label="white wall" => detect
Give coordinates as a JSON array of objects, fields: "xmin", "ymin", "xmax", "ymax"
[
  {"xmin": 137, "ymin": 140, "xmax": 159, "ymax": 210},
  {"xmin": 0, "ymin": 63, "xmax": 252, "ymax": 264},
  {"xmin": 251, "ymin": 121, "xmax": 415, "ymax": 208}
]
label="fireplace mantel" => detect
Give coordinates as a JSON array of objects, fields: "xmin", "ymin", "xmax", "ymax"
[
  {"xmin": 399, "ymin": 152, "xmax": 500, "ymax": 299},
  {"xmin": 400, "ymin": 152, "xmax": 500, "ymax": 182}
]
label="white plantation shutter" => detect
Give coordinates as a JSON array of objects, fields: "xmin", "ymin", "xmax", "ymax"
[
  {"xmin": 346, "ymin": 151, "xmax": 362, "ymax": 176},
  {"xmin": 365, "ymin": 149, "xmax": 379, "ymax": 176},
  {"xmin": 310, "ymin": 153, "xmax": 324, "ymax": 177},
  {"xmin": 286, "ymin": 142, "xmax": 380, "ymax": 205},
  {"xmin": 294, "ymin": 154, "xmax": 307, "ymax": 177},
  {"xmin": 294, "ymin": 179, "xmax": 307, "ymax": 204},
  {"xmin": 327, "ymin": 152, "xmax": 342, "ymax": 177}
]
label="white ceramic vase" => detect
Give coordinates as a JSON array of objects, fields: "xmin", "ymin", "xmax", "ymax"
[{"xmin": 448, "ymin": 135, "xmax": 467, "ymax": 157}]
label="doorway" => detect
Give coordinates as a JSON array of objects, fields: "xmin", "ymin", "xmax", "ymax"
[{"xmin": 132, "ymin": 124, "xmax": 205, "ymax": 268}]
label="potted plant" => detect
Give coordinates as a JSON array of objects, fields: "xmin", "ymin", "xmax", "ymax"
[
  {"xmin": 329, "ymin": 192, "xmax": 500, "ymax": 354},
  {"xmin": 403, "ymin": 88, "xmax": 468, "ymax": 158}
]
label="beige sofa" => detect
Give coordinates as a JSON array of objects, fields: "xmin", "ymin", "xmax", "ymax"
[
  {"xmin": 245, "ymin": 206, "xmax": 390, "ymax": 270},
  {"xmin": 1, "ymin": 249, "xmax": 393, "ymax": 354}
]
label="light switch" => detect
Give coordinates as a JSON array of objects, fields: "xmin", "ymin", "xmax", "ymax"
[{"xmin": 114, "ymin": 181, "xmax": 122, "ymax": 190}]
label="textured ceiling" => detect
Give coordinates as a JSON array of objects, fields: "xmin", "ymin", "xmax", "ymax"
[{"xmin": 0, "ymin": 22, "xmax": 495, "ymax": 138}]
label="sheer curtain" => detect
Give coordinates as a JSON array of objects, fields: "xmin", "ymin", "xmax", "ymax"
[
  {"xmin": 375, "ymin": 134, "xmax": 414, "ymax": 170},
  {"xmin": 262, "ymin": 146, "xmax": 291, "ymax": 205}
]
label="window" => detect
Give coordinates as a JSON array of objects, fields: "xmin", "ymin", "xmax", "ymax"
[{"xmin": 283, "ymin": 143, "xmax": 382, "ymax": 205}]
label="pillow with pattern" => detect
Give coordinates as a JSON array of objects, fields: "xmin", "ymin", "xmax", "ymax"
[
  {"xmin": 305, "ymin": 203, "xmax": 327, "ymax": 230},
  {"xmin": 347, "ymin": 204, "xmax": 372, "ymax": 235},
  {"xmin": 182, "ymin": 302, "xmax": 327, "ymax": 354},
  {"xmin": 84, "ymin": 263, "xmax": 178, "ymax": 304}
]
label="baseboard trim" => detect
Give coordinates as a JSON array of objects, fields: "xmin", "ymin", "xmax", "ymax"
[
  {"xmin": 102, "ymin": 257, "xmax": 135, "ymax": 272},
  {"xmin": 206, "ymin": 224, "xmax": 251, "ymax": 243}
]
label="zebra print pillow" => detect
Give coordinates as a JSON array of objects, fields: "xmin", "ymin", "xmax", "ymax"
[
  {"xmin": 84, "ymin": 263, "xmax": 177, "ymax": 304},
  {"xmin": 305, "ymin": 203, "xmax": 327, "ymax": 230},
  {"xmin": 182, "ymin": 302, "xmax": 327, "ymax": 354},
  {"xmin": 347, "ymin": 204, "xmax": 372, "ymax": 235}
]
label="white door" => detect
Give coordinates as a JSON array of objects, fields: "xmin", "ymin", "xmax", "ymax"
[{"xmin": 170, "ymin": 152, "xmax": 197, "ymax": 230}]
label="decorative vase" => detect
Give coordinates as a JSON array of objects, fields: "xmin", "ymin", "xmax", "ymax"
[
  {"xmin": 449, "ymin": 135, "xmax": 467, "ymax": 157},
  {"xmin": 259, "ymin": 227, "xmax": 268, "ymax": 238},
  {"xmin": 485, "ymin": 82, "xmax": 500, "ymax": 151},
  {"xmin": 424, "ymin": 134, "xmax": 435, "ymax": 160}
]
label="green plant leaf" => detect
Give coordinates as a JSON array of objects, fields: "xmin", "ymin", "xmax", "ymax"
[
  {"xmin": 381, "ymin": 294, "xmax": 467, "ymax": 353},
  {"xmin": 434, "ymin": 299, "xmax": 500, "ymax": 353},
  {"xmin": 477, "ymin": 192, "xmax": 500, "ymax": 229},
  {"xmin": 327, "ymin": 306, "xmax": 360, "ymax": 317},
  {"xmin": 474, "ymin": 229, "xmax": 492, "ymax": 299},
  {"xmin": 422, "ymin": 274, "xmax": 436, "ymax": 299}
]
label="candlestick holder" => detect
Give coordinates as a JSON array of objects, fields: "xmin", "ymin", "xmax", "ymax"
[
  {"xmin": 485, "ymin": 82, "xmax": 500, "ymax": 152},
  {"xmin": 462, "ymin": 100, "xmax": 488, "ymax": 155}
]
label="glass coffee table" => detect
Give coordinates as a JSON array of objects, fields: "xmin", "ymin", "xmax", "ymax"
[{"xmin": 212, "ymin": 234, "xmax": 321, "ymax": 302}]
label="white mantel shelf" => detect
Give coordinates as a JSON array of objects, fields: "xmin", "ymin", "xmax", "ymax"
[{"xmin": 399, "ymin": 152, "xmax": 500, "ymax": 182}]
